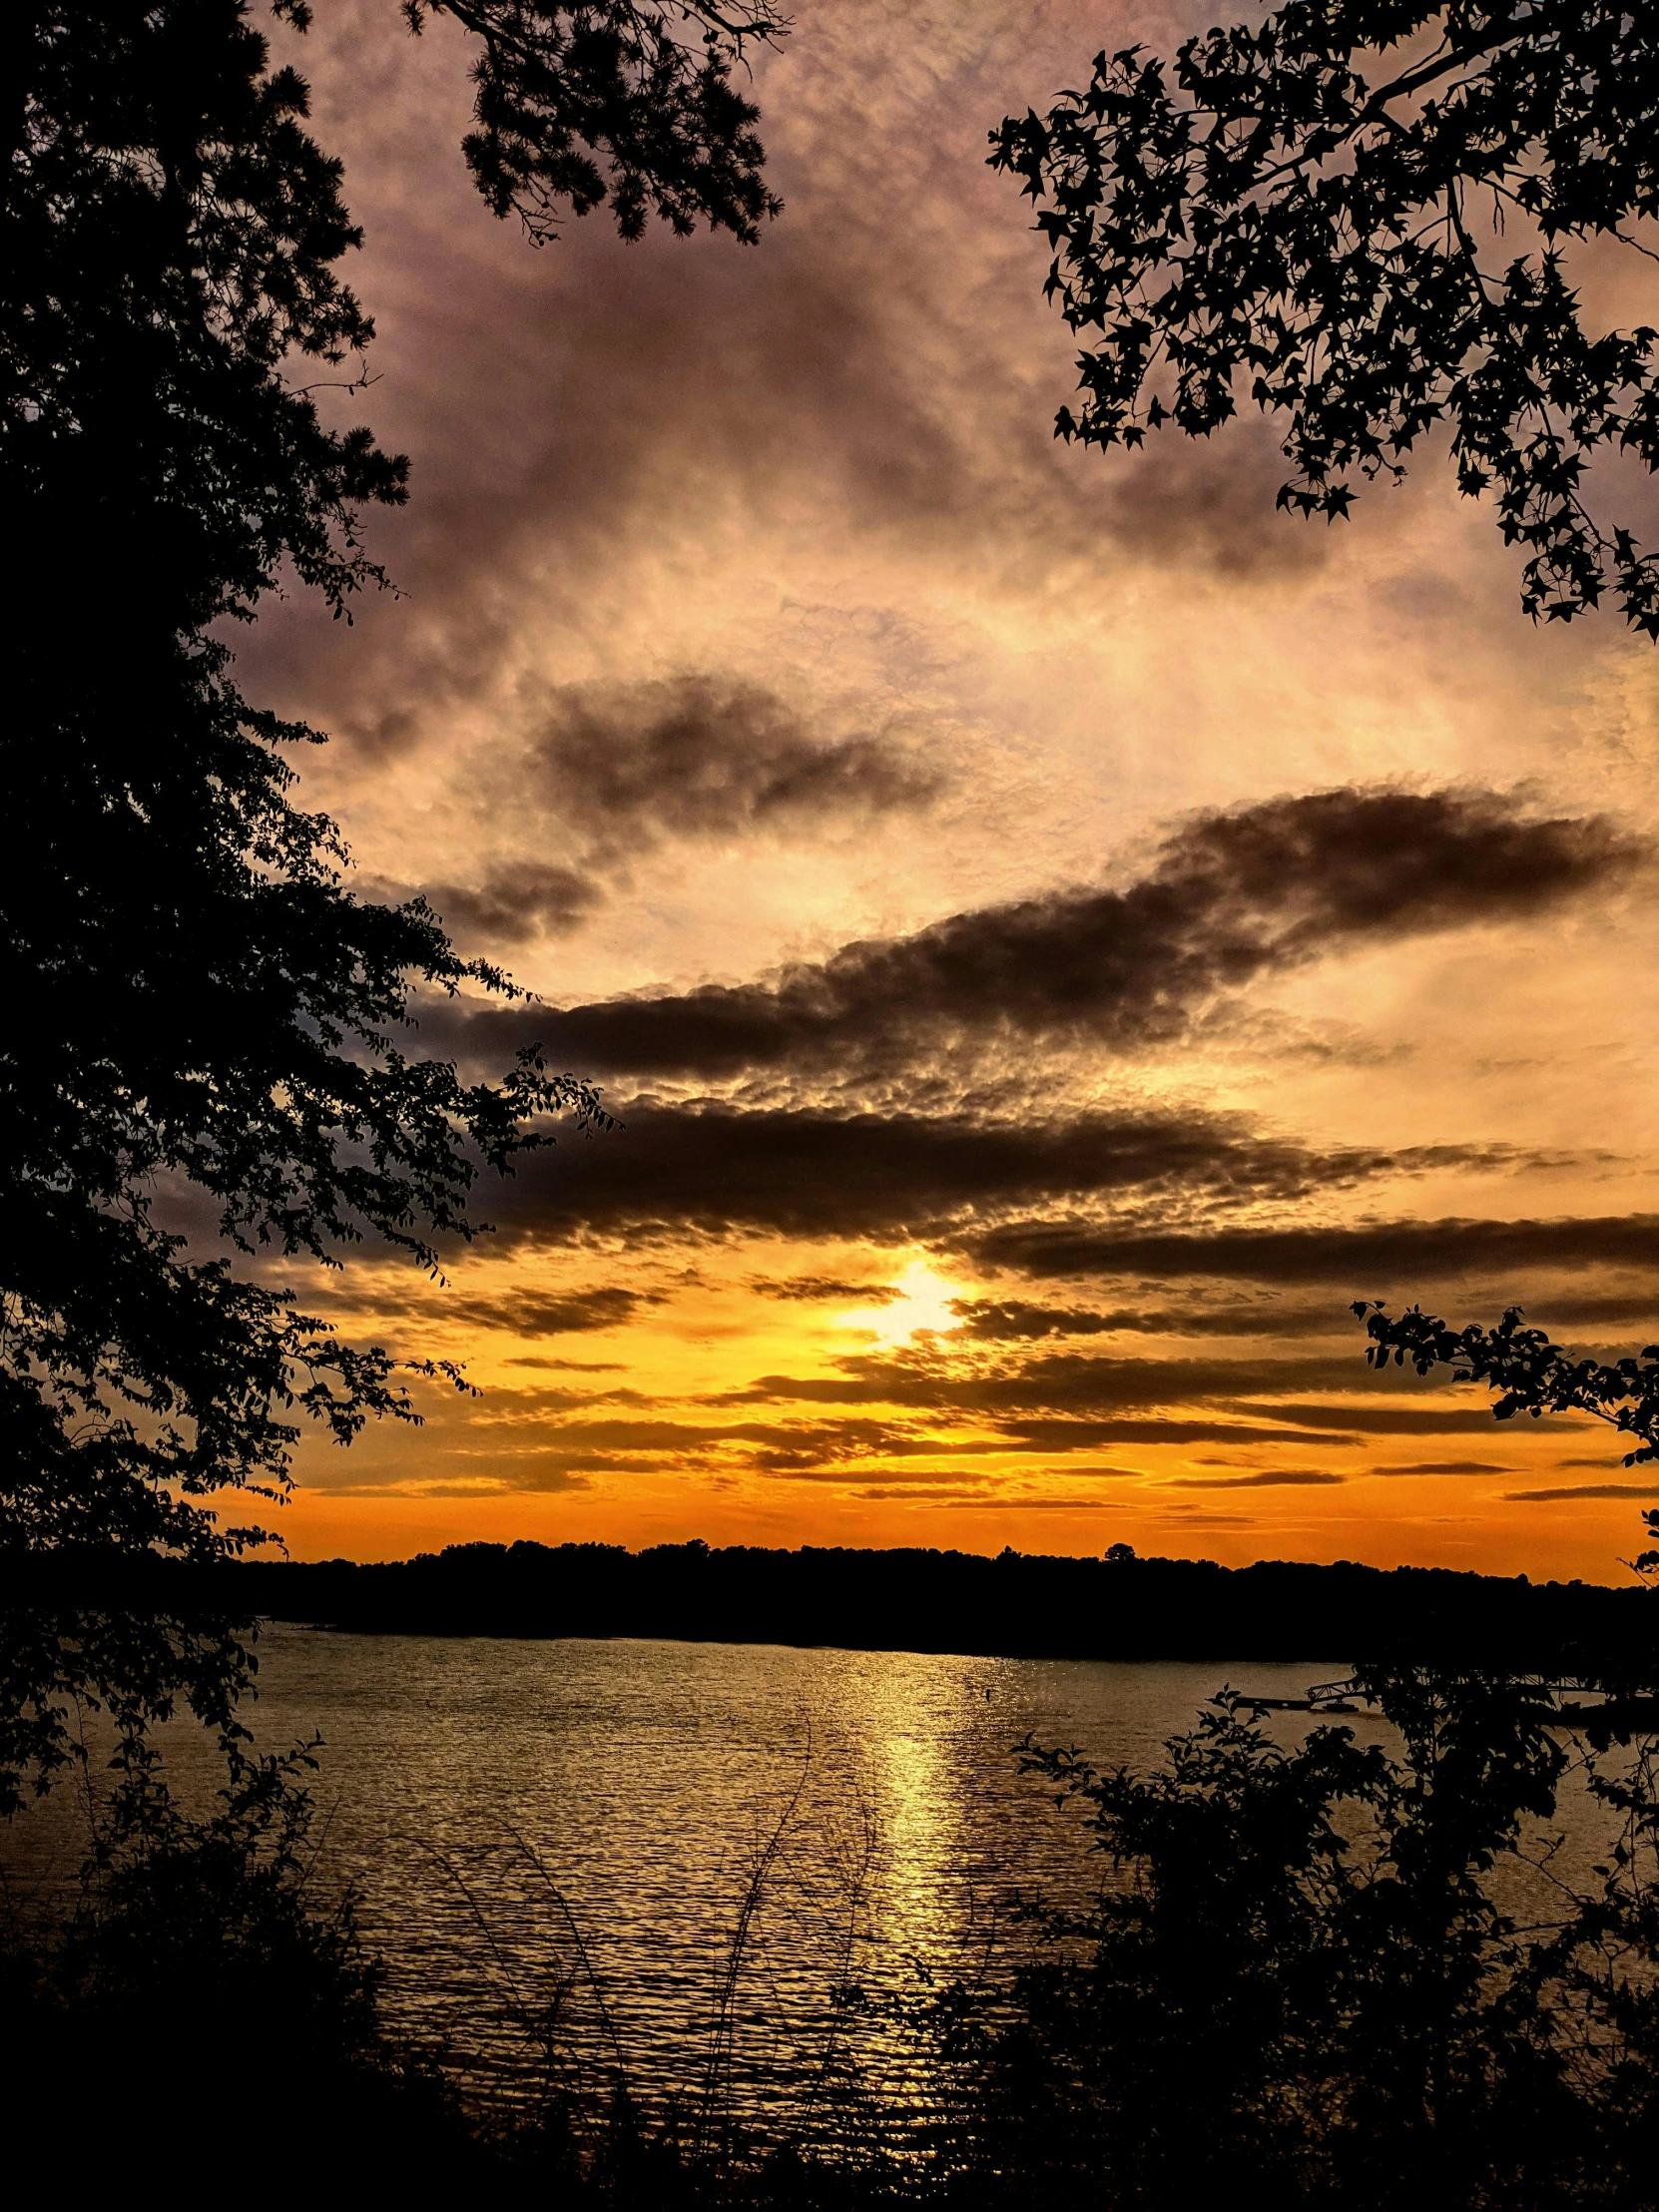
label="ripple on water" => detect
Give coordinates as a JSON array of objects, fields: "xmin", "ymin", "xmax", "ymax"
[{"xmin": 25, "ymin": 1629, "xmax": 1588, "ymax": 2124}]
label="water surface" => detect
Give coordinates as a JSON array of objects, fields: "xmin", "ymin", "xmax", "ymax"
[{"xmin": 0, "ymin": 1632, "xmax": 1369, "ymax": 2115}]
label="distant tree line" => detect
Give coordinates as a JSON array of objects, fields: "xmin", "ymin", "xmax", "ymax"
[{"xmin": 229, "ymin": 1538, "xmax": 1654, "ymax": 1677}]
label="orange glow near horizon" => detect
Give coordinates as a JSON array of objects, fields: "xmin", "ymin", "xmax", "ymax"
[{"xmin": 265, "ymin": 1227, "xmax": 1658, "ymax": 1587}]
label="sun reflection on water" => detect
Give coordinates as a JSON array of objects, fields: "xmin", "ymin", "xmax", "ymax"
[{"xmin": 868, "ymin": 1670, "xmax": 957, "ymax": 1968}]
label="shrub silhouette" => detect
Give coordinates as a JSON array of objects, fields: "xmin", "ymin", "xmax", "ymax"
[{"xmin": 937, "ymin": 1675, "xmax": 1659, "ymax": 2209}]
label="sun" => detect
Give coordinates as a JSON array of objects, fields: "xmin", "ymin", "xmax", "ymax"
[{"xmin": 848, "ymin": 1262, "xmax": 962, "ymax": 1346}]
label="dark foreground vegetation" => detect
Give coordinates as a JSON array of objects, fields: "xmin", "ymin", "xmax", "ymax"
[{"xmin": 237, "ymin": 1541, "xmax": 1653, "ymax": 1674}]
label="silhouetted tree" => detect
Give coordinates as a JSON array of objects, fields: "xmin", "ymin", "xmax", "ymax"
[
  {"xmin": 993, "ymin": 3, "xmax": 1659, "ymax": 632},
  {"xmin": 944, "ymin": 1676, "xmax": 1659, "ymax": 2209},
  {"xmin": 1359, "ymin": 1302, "xmax": 1659, "ymax": 1601},
  {"xmin": 0, "ymin": 1727, "xmax": 505, "ymax": 2187},
  {"xmin": 1, "ymin": 0, "xmax": 785, "ymax": 1813}
]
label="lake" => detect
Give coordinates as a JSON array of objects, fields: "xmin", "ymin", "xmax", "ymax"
[{"xmin": 0, "ymin": 1630, "xmax": 1432, "ymax": 2121}]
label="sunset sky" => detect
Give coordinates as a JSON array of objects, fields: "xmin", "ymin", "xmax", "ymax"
[{"xmin": 247, "ymin": 0, "xmax": 1659, "ymax": 1578}]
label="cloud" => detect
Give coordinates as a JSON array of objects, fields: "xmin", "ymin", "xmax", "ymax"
[
  {"xmin": 515, "ymin": 676, "xmax": 943, "ymax": 856},
  {"xmin": 1233, "ymin": 1403, "xmax": 1539, "ymax": 1435},
  {"xmin": 1513, "ymin": 1298, "xmax": 1659, "ymax": 1331},
  {"xmin": 724, "ymin": 1349, "xmax": 1379, "ymax": 1412},
  {"xmin": 1166, "ymin": 1470, "xmax": 1348, "ymax": 1488},
  {"xmin": 750, "ymin": 1275, "xmax": 906, "ymax": 1303},
  {"xmin": 397, "ymin": 678, "xmax": 943, "ymax": 948},
  {"xmin": 419, "ymin": 1385, "xmax": 1371, "ymax": 1473},
  {"xmin": 320, "ymin": 1460, "xmax": 595, "ymax": 1497},
  {"xmin": 503, "ymin": 1357, "xmax": 627, "ymax": 1372},
  {"xmin": 779, "ymin": 1468, "xmax": 997, "ymax": 1487},
  {"xmin": 950, "ymin": 1298, "xmax": 1153, "ymax": 1340},
  {"xmin": 947, "ymin": 1296, "xmax": 1371, "ymax": 1341},
  {"xmin": 435, "ymin": 787, "xmax": 1643, "ymax": 1080},
  {"xmin": 246, "ymin": 0, "xmax": 1341, "ymax": 750},
  {"xmin": 478, "ymin": 1097, "xmax": 1520, "ymax": 1248},
  {"xmin": 345, "ymin": 1283, "xmax": 656, "ymax": 1334},
  {"xmin": 1503, "ymin": 1485, "xmax": 1659, "ymax": 1502},
  {"xmin": 989, "ymin": 1419, "xmax": 1360, "ymax": 1448},
  {"xmin": 695, "ymin": 1342, "xmax": 1532, "ymax": 1449},
  {"xmin": 937, "ymin": 1497, "xmax": 1128, "ymax": 1511},
  {"xmin": 1375, "ymin": 1461, "xmax": 1510, "ymax": 1475},
  {"xmin": 971, "ymin": 1213, "xmax": 1659, "ymax": 1288},
  {"xmin": 448, "ymin": 1408, "xmax": 1032, "ymax": 1471},
  {"xmin": 418, "ymin": 863, "xmax": 601, "ymax": 946}
]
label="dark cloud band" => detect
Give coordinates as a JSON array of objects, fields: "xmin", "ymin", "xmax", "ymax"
[
  {"xmin": 432, "ymin": 786, "xmax": 1642, "ymax": 1078},
  {"xmin": 970, "ymin": 1213, "xmax": 1659, "ymax": 1288},
  {"xmin": 479, "ymin": 1100, "xmax": 1520, "ymax": 1246}
]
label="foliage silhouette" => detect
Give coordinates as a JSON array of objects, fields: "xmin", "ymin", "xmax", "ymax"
[
  {"xmin": 0, "ymin": 1734, "xmax": 494, "ymax": 2186},
  {"xmin": 2, "ymin": 0, "xmax": 784, "ymax": 1812},
  {"xmin": 410, "ymin": 0, "xmax": 785, "ymax": 246},
  {"xmin": 1359, "ymin": 1300, "xmax": 1659, "ymax": 1605},
  {"xmin": 993, "ymin": 2, "xmax": 1659, "ymax": 632},
  {"xmin": 936, "ymin": 1674, "xmax": 1659, "ymax": 2209}
]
